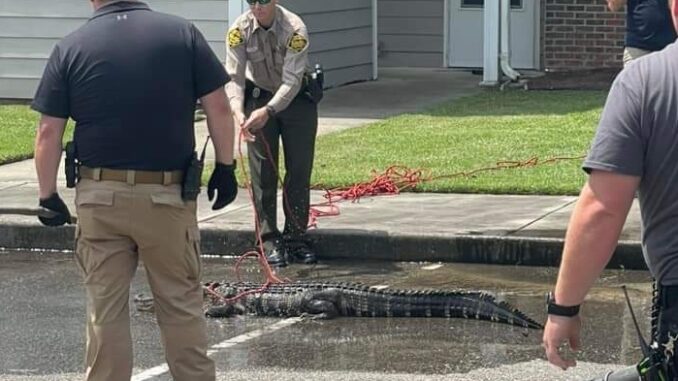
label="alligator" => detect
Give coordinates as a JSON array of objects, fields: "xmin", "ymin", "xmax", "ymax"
[{"xmin": 199, "ymin": 281, "xmax": 543, "ymax": 330}]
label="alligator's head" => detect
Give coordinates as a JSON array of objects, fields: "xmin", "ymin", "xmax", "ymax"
[{"xmin": 203, "ymin": 282, "xmax": 241, "ymax": 298}]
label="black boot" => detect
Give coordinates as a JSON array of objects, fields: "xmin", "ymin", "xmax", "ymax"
[
  {"xmin": 264, "ymin": 239, "xmax": 288, "ymax": 267},
  {"xmin": 286, "ymin": 241, "xmax": 317, "ymax": 265}
]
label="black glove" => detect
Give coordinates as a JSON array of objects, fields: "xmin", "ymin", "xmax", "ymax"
[
  {"xmin": 207, "ymin": 161, "xmax": 238, "ymax": 210},
  {"xmin": 38, "ymin": 193, "xmax": 72, "ymax": 227}
]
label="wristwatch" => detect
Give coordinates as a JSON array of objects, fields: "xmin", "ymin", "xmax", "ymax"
[
  {"xmin": 265, "ymin": 105, "xmax": 276, "ymax": 118},
  {"xmin": 546, "ymin": 291, "xmax": 580, "ymax": 317}
]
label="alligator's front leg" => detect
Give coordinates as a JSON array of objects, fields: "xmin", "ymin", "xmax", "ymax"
[{"xmin": 300, "ymin": 298, "xmax": 339, "ymax": 319}]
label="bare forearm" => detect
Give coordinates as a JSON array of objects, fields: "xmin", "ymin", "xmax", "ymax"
[
  {"xmin": 34, "ymin": 117, "xmax": 67, "ymax": 199},
  {"xmin": 225, "ymin": 82, "xmax": 245, "ymax": 122},
  {"xmin": 207, "ymin": 112, "xmax": 235, "ymax": 164},
  {"xmin": 554, "ymin": 184, "xmax": 630, "ymax": 306},
  {"xmin": 202, "ymin": 89, "xmax": 235, "ymax": 164}
]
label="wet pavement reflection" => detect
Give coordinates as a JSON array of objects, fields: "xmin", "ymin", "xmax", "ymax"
[{"xmin": 0, "ymin": 250, "xmax": 654, "ymax": 379}]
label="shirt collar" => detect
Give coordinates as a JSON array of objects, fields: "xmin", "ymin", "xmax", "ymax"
[{"xmin": 91, "ymin": 1, "xmax": 150, "ymax": 20}]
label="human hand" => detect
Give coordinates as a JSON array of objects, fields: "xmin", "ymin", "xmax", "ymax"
[
  {"xmin": 543, "ymin": 315, "xmax": 582, "ymax": 370},
  {"xmin": 38, "ymin": 193, "xmax": 72, "ymax": 226},
  {"xmin": 234, "ymin": 111, "xmax": 246, "ymax": 127},
  {"xmin": 241, "ymin": 107, "xmax": 269, "ymax": 133},
  {"xmin": 606, "ymin": 0, "xmax": 625, "ymax": 12},
  {"xmin": 240, "ymin": 124, "xmax": 256, "ymax": 143},
  {"xmin": 207, "ymin": 162, "xmax": 238, "ymax": 210}
]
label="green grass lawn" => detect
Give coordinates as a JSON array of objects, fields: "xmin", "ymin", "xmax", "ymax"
[
  {"xmin": 3, "ymin": 89, "xmax": 607, "ymax": 195},
  {"xmin": 311, "ymin": 89, "xmax": 607, "ymax": 195},
  {"xmin": 0, "ymin": 105, "xmax": 73, "ymax": 164},
  {"xmin": 0, "ymin": 105, "xmax": 41, "ymax": 164}
]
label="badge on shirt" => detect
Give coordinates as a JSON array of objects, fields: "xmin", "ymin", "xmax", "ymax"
[
  {"xmin": 288, "ymin": 33, "xmax": 308, "ymax": 53},
  {"xmin": 228, "ymin": 28, "xmax": 244, "ymax": 48}
]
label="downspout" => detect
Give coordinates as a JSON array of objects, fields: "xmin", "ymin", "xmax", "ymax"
[
  {"xmin": 500, "ymin": 0, "xmax": 520, "ymax": 81},
  {"xmin": 443, "ymin": 0, "xmax": 450, "ymax": 67}
]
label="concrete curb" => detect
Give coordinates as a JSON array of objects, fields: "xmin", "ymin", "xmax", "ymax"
[{"xmin": 0, "ymin": 223, "xmax": 647, "ymax": 270}]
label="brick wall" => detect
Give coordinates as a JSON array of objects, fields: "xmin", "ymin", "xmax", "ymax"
[{"xmin": 542, "ymin": 0, "xmax": 625, "ymax": 70}]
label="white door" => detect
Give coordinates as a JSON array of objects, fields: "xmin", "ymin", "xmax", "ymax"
[{"xmin": 448, "ymin": 0, "xmax": 539, "ymax": 69}]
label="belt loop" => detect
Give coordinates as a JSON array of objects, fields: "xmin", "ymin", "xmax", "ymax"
[
  {"xmin": 162, "ymin": 171, "xmax": 172, "ymax": 186},
  {"xmin": 92, "ymin": 168, "xmax": 102, "ymax": 181},
  {"xmin": 126, "ymin": 170, "xmax": 136, "ymax": 185}
]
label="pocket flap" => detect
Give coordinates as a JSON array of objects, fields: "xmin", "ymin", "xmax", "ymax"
[
  {"xmin": 150, "ymin": 192, "xmax": 185, "ymax": 208},
  {"xmin": 75, "ymin": 190, "xmax": 114, "ymax": 207}
]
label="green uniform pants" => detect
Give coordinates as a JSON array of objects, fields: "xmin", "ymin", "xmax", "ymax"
[{"xmin": 245, "ymin": 90, "xmax": 318, "ymax": 245}]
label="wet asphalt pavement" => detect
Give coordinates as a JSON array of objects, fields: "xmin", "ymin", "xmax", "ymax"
[{"xmin": 0, "ymin": 250, "xmax": 654, "ymax": 381}]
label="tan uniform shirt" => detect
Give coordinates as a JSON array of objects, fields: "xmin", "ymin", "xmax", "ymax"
[{"xmin": 225, "ymin": 5, "xmax": 310, "ymax": 116}]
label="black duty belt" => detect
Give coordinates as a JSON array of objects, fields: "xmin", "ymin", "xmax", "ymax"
[
  {"xmin": 79, "ymin": 166, "xmax": 184, "ymax": 185},
  {"xmin": 245, "ymin": 80, "xmax": 272, "ymax": 99},
  {"xmin": 245, "ymin": 79, "xmax": 304, "ymax": 101}
]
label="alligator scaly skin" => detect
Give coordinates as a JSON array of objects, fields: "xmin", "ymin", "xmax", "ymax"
[{"xmin": 204, "ymin": 281, "xmax": 543, "ymax": 330}]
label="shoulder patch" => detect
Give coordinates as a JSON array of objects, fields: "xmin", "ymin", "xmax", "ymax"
[
  {"xmin": 228, "ymin": 28, "xmax": 244, "ymax": 48},
  {"xmin": 287, "ymin": 33, "xmax": 308, "ymax": 53}
]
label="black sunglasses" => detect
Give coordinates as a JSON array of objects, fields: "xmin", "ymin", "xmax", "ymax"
[{"xmin": 246, "ymin": 0, "xmax": 272, "ymax": 5}]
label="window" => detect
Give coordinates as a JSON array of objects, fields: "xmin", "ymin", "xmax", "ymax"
[{"xmin": 461, "ymin": 0, "xmax": 523, "ymax": 9}]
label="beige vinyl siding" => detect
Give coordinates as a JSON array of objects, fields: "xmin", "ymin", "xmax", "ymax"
[
  {"xmin": 0, "ymin": 0, "xmax": 229, "ymax": 99},
  {"xmin": 284, "ymin": 0, "xmax": 374, "ymax": 88},
  {"xmin": 378, "ymin": 0, "xmax": 444, "ymax": 67}
]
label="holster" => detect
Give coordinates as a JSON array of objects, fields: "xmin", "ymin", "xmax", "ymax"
[
  {"xmin": 64, "ymin": 141, "xmax": 79, "ymax": 188},
  {"xmin": 303, "ymin": 72, "xmax": 323, "ymax": 104},
  {"xmin": 181, "ymin": 151, "xmax": 204, "ymax": 201}
]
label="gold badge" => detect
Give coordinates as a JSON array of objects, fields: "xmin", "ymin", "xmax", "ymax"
[
  {"xmin": 228, "ymin": 28, "xmax": 244, "ymax": 48},
  {"xmin": 288, "ymin": 33, "xmax": 308, "ymax": 53}
]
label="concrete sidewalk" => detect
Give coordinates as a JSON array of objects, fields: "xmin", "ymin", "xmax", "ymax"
[{"xmin": 0, "ymin": 68, "xmax": 644, "ymax": 269}]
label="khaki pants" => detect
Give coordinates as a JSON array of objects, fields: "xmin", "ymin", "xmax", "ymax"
[
  {"xmin": 74, "ymin": 179, "xmax": 215, "ymax": 381},
  {"xmin": 623, "ymin": 46, "xmax": 651, "ymax": 67}
]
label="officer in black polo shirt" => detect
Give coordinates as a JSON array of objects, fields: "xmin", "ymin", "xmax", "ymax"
[
  {"xmin": 608, "ymin": 0, "xmax": 677, "ymax": 66},
  {"xmin": 31, "ymin": 1, "xmax": 237, "ymax": 380}
]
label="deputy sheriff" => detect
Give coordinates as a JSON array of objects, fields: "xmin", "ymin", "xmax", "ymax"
[
  {"xmin": 226, "ymin": 0, "xmax": 319, "ymax": 267},
  {"xmin": 32, "ymin": 1, "xmax": 238, "ymax": 380}
]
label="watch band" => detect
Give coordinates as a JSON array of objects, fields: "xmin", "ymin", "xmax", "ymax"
[{"xmin": 546, "ymin": 292, "xmax": 580, "ymax": 317}]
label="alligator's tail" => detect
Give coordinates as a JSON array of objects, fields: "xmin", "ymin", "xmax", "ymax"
[{"xmin": 347, "ymin": 288, "xmax": 543, "ymax": 330}]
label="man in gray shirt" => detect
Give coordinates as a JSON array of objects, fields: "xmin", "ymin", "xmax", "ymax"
[{"xmin": 543, "ymin": 1, "xmax": 678, "ymax": 378}]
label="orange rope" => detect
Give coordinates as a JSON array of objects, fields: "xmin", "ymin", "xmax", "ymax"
[
  {"xmin": 307, "ymin": 155, "xmax": 585, "ymax": 228},
  {"xmin": 203, "ymin": 131, "xmax": 288, "ymax": 305}
]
